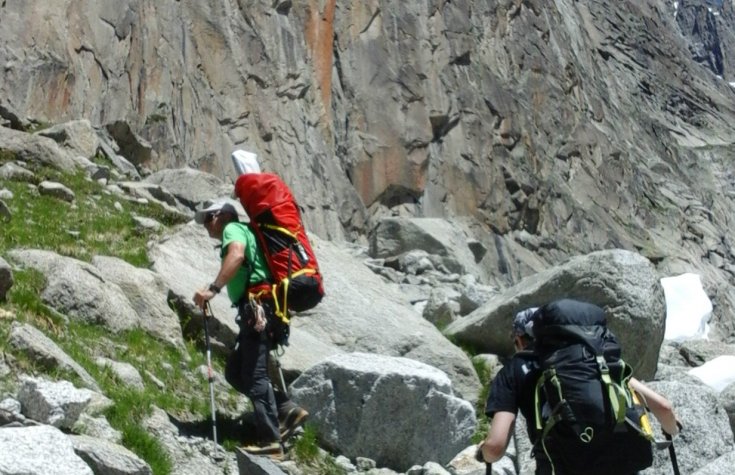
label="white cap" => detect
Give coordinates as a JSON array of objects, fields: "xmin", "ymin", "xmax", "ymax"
[
  {"xmin": 194, "ymin": 201, "xmax": 238, "ymax": 224},
  {"xmin": 231, "ymin": 149, "xmax": 260, "ymax": 175}
]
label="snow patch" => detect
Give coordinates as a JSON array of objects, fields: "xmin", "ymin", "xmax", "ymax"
[{"xmin": 661, "ymin": 273, "xmax": 712, "ymax": 341}]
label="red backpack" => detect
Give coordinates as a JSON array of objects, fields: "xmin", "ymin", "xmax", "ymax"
[{"xmin": 234, "ymin": 172, "xmax": 324, "ymax": 322}]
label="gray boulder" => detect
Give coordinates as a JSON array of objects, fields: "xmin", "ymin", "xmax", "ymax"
[
  {"xmin": 678, "ymin": 340, "xmax": 735, "ymax": 367},
  {"xmin": 0, "ymin": 125, "xmax": 78, "ymax": 172},
  {"xmin": 38, "ymin": 180, "xmax": 76, "ymax": 202},
  {"xmin": 0, "ymin": 161, "xmax": 35, "ymax": 182},
  {"xmin": 8, "ymin": 322, "xmax": 100, "ymax": 391},
  {"xmin": 95, "ymin": 357, "xmax": 145, "ymax": 390},
  {"xmin": 17, "ymin": 377, "xmax": 94, "ymax": 430},
  {"xmin": 143, "ymin": 168, "xmax": 233, "ymax": 209},
  {"xmin": 116, "ymin": 181, "xmax": 191, "ymax": 216},
  {"xmin": 369, "ymin": 217, "xmax": 490, "ymax": 283},
  {"xmin": 422, "ymin": 287, "xmax": 458, "ymax": 328},
  {"xmin": 445, "ymin": 249, "xmax": 665, "ymax": 379},
  {"xmin": 36, "ymin": 119, "xmax": 100, "ymax": 159},
  {"xmin": 73, "ymin": 413, "xmax": 124, "ymax": 444},
  {"xmin": 290, "ymin": 352, "xmax": 476, "ymax": 472},
  {"xmin": 0, "ymin": 425, "xmax": 93, "ymax": 475},
  {"xmin": 235, "ymin": 449, "xmax": 287, "ymax": 475},
  {"xmin": 7, "ymin": 249, "xmax": 139, "ymax": 333},
  {"xmin": 91, "ymin": 255, "xmax": 184, "ymax": 347},
  {"xmin": 71, "ymin": 434, "xmax": 153, "ymax": 475}
]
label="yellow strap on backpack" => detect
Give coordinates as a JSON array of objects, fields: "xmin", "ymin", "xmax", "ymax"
[{"xmin": 629, "ymin": 385, "xmax": 655, "ymax": 440}]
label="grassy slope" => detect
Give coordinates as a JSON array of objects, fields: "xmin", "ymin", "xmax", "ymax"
[{"xmin": 0, "ymin": 158, "xmax": 223, "ymax": 473}]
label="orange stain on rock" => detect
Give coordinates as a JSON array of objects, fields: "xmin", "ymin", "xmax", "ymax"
[{"xmin": 305, "ymin": 0, "xmax": 336, "ymax": 118}]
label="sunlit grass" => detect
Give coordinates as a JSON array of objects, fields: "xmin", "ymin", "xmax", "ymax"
[{"xmin": 0, "ymin": 163, "xmax": 186, "ymax": 266}]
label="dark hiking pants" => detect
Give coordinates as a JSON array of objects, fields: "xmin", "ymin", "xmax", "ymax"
[{"xmin": 226, "ymin": 329, "xmax": 281, "ymax": 443}]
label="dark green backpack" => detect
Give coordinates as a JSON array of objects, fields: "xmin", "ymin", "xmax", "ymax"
[{"xmin": 530, "ymin": 299, "xmax": 654, "ymax": 475}]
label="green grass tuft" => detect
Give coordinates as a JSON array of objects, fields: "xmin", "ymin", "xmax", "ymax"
[{"xmin": 292, "ymin": 424, "xmax": 346, "ymax": 475}]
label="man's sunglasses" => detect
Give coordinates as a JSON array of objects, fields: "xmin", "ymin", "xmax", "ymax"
[{"xmin": 204, "ymin": 212, "xmax": 218, "ymax": 224}]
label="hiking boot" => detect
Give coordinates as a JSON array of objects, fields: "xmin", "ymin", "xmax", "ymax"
[
  {"xmin": 279, "ymin": 406, "xmax": 309, "ymax": 441},
  {"xmin": 240, "ymin": 441, "xmax": 285, "ymax": 460}
]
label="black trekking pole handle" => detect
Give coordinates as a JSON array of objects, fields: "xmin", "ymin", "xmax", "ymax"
[{"xmin": 475, "ymin": 444, "xmax": 492, "ymax": 474}]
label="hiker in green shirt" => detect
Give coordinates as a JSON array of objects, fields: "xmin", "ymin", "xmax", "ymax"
[{"xmin": 193, "ymin": 201, "xmax": 308, "ymax": 460}]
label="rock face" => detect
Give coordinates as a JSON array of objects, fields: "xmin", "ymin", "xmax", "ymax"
[{"xmin": 1, "ymin": 2, "xmax": 734, "ymax": 296}]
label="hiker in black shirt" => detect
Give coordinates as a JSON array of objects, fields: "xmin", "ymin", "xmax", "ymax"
[{"xmin": 478, "ymin": 307, "xmax": 681, "ymax": 474}]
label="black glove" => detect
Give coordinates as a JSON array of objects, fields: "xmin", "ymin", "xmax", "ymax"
[
  {"xmin": 664, "ymin": 420, "xmax": 684, "ymax": 437},
  {"xmin": 475, "ymin": 444, "xmax": 485, "ymax": 463}
]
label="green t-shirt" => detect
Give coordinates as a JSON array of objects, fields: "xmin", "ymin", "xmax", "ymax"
[{"xmin": 221, "ymin": 221, "xmax": 271, "ymax": 304}]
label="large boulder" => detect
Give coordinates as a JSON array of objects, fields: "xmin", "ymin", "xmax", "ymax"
[
  {"xmin": 0, "ymin": 126, "xmax": 78, "ymax": 172},
  {"xmin": 8, "ymin": 322, "xmax": 100, "ymax": 391},
  {"xmin": 0, "ymin": 425, "xmax": 93, "ymax": 475},
  {"xmin": 7, "ymin": 249, "xmax": 139, "ymax": 332},
  {"xmin": 445, "ymin": 249, "xmax": 665, "ymax": 379},
  {"xmin": 91, "ymin": 255, "xmax": 185, "ymax": 348},
  {"xmin": 36, "ymin": 119, "xmax": 100, "ymax": 159},
  {"xmin": 17, "ymin": 377, "xmax": 94, "ymax": 430},
  {"xmin": 290, "ymin": 352, "xmax": 476, "ymax": 472},
  {"xmin": 143, "ymin": 168, "xmax": 233, "ymax": 209},
  {"xmin": 70, "ymin": 435, "xmax": 153, "ymax": 475},
  {"xmin": 288, "ymin": 236, "xmax": 481, "ymax": 402},
  {"xmin": 369, "ymin": 217, "xmax": 490, "ymax": 282}
]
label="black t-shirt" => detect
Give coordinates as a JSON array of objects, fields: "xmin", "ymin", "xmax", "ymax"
[{"xmin": 484, "ymin": 351, "xmax": 542, "ymax": 445}]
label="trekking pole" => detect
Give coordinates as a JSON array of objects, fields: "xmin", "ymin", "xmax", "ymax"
[
  {"xmin": 203, "ymin": 302, "xmax": 221, "ymax": 460},
  {"xmin": 272, "ymin": 348, "xmax": 289, "ymax": 397},
  {"xmin": 666, "ymin": 433, "xmax": 681, "ymax": 475}
]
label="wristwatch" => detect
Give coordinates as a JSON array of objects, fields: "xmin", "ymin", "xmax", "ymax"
[{"xmin": 208, "ymin": 283, "xmax": 221, "ymax": 294}]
